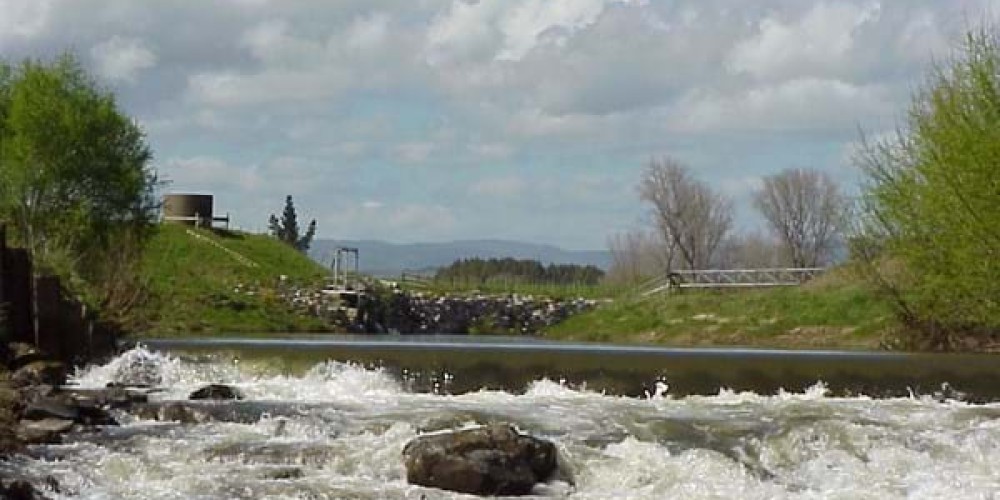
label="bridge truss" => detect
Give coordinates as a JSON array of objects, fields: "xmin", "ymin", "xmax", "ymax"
[{"xmin": 642, "ymin": 267, "xmax": 826, "ymax": 295}]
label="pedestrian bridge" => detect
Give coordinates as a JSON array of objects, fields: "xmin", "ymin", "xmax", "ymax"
[{"xmin": 641, "ymin": 267, "xmax": 826, "ymax": 295}]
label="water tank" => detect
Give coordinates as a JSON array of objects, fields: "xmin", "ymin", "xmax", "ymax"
[{"xmin": 162, "ymin": 194, "xmax": 213, "ymax": 226}]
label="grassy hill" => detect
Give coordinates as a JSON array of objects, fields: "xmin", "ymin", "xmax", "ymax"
[
  {"xmin": 137, "ymin": 224, "xmax": 332, "ymax": 336},
  {"xmin": 544, "ymin": 267, "xmax": 895, "ymax": 350}
]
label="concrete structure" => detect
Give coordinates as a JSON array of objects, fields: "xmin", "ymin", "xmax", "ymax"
[{"xmin": 162, "ymin": 193, "xmax": 229, "ymax": 228}]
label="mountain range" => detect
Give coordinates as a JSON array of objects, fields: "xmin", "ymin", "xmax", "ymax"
[{"xmin": 309, "ymin": 239, "xmax": 611, "ymax": 277}]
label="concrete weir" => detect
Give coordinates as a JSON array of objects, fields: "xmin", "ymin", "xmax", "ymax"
[{"xmin": 137, "ymin": 336, "xmax": 1000, "ymax": 401}]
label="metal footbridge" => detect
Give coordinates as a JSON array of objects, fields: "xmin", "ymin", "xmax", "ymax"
[{"xmin": 641, "ymin": 267, "xmax": 826, "ymax": 295}]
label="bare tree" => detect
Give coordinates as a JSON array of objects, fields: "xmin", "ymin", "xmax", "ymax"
[
  {"xmin": 639, "ymin": 158, "xmax": 733, "ymax": 270},
  {"xmin": 714, "ymin": 231, "xmax": 786, "ymax": 269},
  {"xmin": 606, "ymin": 228, "xmax": 671, "ymax": 285},
  {"xmin": 752, "ymin": 168, "xmax": 845, "ymax": 267}
]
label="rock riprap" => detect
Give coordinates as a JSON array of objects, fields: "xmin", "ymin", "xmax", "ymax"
[{"xmin": 402, "ymin": 424, "xmax": 558, "ymax": 496}]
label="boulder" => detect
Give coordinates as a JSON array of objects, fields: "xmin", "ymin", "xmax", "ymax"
[
  {"xmin": 22, "ymin": 397, "xmax": 79, "ymax": 422},
  {"xmin": 0, "ymin": 479, "xmax": 45, "ymax": 500},
  {"xmin": 189, "ymin": 384, "xmax": 244, "ymax": 400},
  {"xmin": 402, "ymin": 424, "xmax": 558, "ymax": 496},
  {"xmin": 22, "ymin": 396, "xmax": 117, "ymax": 426},
  {"xmin": 16, "ymin": 418, "xmax": 74, "ymax": 444},
  {"xmin": 11, "ymin": 361, "xmax": 67, "ymax": 388},
  {"xmin": 6, "ymin": 343, "xmax": 47, "ymax": 370}
]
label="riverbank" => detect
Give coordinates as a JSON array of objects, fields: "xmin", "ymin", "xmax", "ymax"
[{"xmin": 544, "ymin": 269, "xmax": 895, "ymax": 350}]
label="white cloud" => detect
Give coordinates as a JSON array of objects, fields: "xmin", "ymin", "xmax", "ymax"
[
  {"xmin": 186, "ymin": 68, "xmax": 346, "ymax": 107},
  {"xmin": 727, "ymin": 2, "xmax": 882, "ymax": 81},
  {"xmin": 5, "ymin": 1, "xmax": 984, "ymax": 248},
  {"xmin": 672, "ymin": 78, "xmax": 892, "ymax": 132},
  {"xmin": 90, "ymin": 36, "xmax": 157, "ymax": 83},
  {"xmin": 425, "ymin": 0, "xmax": 643, "ymax": 64},
  {"xmin": 162, "ymin": 156, "xmax": 263, "ymax": 192},
  {"xmin": 0, "ymin": 0, "xmax": 52, "ymax": 45},
  {"xmin": 346, "ymin": 13, "xmax": 390, "ymax": 51}
]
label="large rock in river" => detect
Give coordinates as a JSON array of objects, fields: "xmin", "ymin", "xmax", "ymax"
[
  {"xmin": 402, "ymin": 423, "xmax": 558, "ymax": 496},
  {"xmin": 189, "ymin": 384, "xmax": 244, "ymax": 400}
]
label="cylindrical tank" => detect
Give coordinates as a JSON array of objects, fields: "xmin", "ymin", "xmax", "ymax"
[{"xmin": 162, "ymin": 194, "xmax": 213, "ymax": 226}]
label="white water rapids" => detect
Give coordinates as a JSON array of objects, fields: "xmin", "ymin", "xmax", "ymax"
[{"xmin": 5, "ymin": 346, "xmax": 1000, "ymax": 499}]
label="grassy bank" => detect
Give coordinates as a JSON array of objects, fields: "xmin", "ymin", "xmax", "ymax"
[
  {"xmin": 137, "ymin": 224, "xmax": 331, "ymax": 336},
  {"xmin": 544, "ymin": 269, "xmax": 895, "ymax": 349}
]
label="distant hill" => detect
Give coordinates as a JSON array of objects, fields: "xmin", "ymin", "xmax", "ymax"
[{"xmin": 309, "ymin": 239, "xmax": 611, "ymax": 277}]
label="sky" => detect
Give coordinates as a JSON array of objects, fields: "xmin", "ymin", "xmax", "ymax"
[{"xmin": 0, "ymin": 0, "xmax": 995, "ymax": 250}]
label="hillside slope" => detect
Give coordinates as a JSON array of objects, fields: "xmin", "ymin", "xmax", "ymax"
[{"xmin": 137, "ymin": 224, "xmax": 332, "ymax": 335}]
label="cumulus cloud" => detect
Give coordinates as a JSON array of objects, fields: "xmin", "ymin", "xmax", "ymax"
[
  {"xmin": 672, "ymin": 78, "xmax": 893, "ymax": 132},
  {"xmin": 727, "ymin": 2, "xmax": 882, "ymax": 82},
  {"xmin": 90, "ymin": 36, "xmax": 157, "ymax": 83},
  {"xmin": 4, "ymin": 0, "xmax": 990, "ymax": 247}
]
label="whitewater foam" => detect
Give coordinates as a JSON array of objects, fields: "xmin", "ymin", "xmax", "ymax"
[{"xmin": 8, "ymin": 346, "xmax": 998, "ymax": 499}]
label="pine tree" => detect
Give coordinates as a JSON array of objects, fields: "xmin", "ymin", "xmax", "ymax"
[{"xmin": 268, "ymin": 195, "xmax": 316, "ymax": 253}]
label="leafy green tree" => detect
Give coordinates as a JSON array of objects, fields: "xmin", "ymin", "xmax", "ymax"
[
  {"xmin": 856, "ymin": 29, "xmax": 1000, "ymax": 348},
  {"xmin": 0, "ymin": 55, "xmax": 156, "ymax": 266},
  {"xmin": 0, "ymin": 54, "xmax": 157, "ymax": 328},
  {"xmin": 269, "ymin": 195, "xmax": 316, "ymax": 252}
]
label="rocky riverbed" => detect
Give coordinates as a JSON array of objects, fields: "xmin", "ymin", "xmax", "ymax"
[{"xmin": 0, "ymin": 344, "xmax": 566, "ymax": 498}]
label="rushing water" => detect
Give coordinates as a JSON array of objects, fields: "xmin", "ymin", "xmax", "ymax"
[{"xmin": 6, "ymin": 344, "xmax": 1000, "ymax": 499}]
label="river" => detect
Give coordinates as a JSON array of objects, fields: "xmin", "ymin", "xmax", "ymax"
[{"xmin": 4, "ymin": 337, "xmax": 1000, "ymax": 498}]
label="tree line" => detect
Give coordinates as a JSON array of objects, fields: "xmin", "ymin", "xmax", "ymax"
[{"xmin": 435, "ymin": 258, "xmax": 604, "ymax": 286}]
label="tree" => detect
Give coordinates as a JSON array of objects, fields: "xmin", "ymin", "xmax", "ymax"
[
  {"xmin": 856, "ymin": 29, "xmax": 1000, "ymax": 348},
  {"xmin": 638, "ymin": 157, "xmax": 733, "ymax": 270},
  {"xmin": 753, "ymin": 168, "xmax": 845, "ymax": 267},
  {"xmin": 269, "ymin": 195, "xmax": 316, "ymax": 252},
  {"xmin": 713, "ymin": 231, "xmax": 786, "ymax": 269},
  {"xmin": 0, "ymin": 55, "xmax": 157, "ymax": 272},
  {"xmin": 0, "ymin": 54, "xmax": 158, "ymax": 332},
  {"xmin": 605, "ymin": 229, "xmax": 670, "ymax": 285}
]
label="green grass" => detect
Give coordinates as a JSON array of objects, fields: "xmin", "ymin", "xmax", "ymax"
[
  {"xmin": 137, "ymin": 224, "xmax": 332, "ymax": 336},
  {"xmin": 544, "ymin": 271, "xmax": 896, "ymax": 349}
]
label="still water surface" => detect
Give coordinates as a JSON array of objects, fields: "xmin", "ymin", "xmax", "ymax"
[{"xmin": 5, "ymin": 337, "xmax": 1000, "ymax": 498}]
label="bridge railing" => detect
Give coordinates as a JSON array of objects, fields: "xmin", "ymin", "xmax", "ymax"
[{"xmin": 642, "ymin": 267, "xmax": 826, "ymax": 295}]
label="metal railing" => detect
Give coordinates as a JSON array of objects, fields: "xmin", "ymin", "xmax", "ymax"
[{"xmin": 642, "ymin": 267, "xmax": 826, "ymax": 295}]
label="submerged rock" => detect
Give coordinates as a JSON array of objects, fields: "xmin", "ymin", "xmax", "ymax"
[
  {"xmin": 189, "ymin": 384, "xmax": 244, "ymax": 400},
  {"xmin": 402, "ymin": 423, "xmax": 558, "ymax": 496},
  {"xmin": 262, "ymin": 467, "xmax": 304, "ymax": 480},
  {"xmin": 0, "ymin": 479, "xmax": 46, "ymax": 500},
  {"xmin": 16, "ymin": 418, "xmax": 74, "ymax": 445},
  {"xmin": 22, "ymin": 395, "xmax": 117, "ymax": 426}
]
